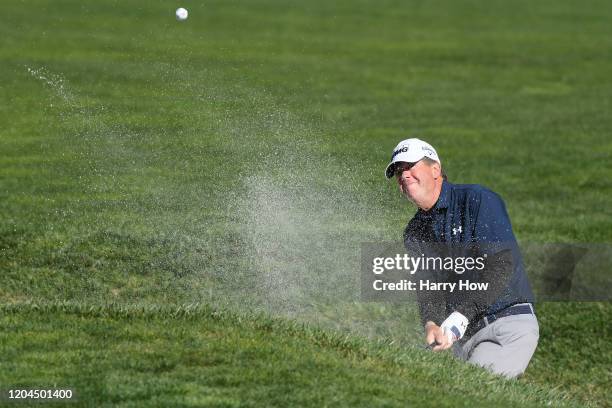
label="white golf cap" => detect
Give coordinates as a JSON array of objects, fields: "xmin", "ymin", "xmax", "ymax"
[{"xmin": 385, "ymin": 138, "xmax": 441, "ymax": 179}]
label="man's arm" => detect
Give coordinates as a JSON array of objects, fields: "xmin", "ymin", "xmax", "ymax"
[
  {"xmin": 404, "ymin": 221, "xmax": 448, "ymax": 344},
  {"xmin": 440, "ymin": 189, "xmax": 517, "ymax": 344},
  {"xmin": 417, "ymin": 278, "xmax": 453, "ymax": 351}
]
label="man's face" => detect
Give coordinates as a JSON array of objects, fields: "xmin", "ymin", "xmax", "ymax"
[{"xmin": 395, "ymin": 160, "xmax": 439, "ymax": 206}]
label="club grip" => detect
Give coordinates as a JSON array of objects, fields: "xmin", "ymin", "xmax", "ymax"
[{"xmin": 424, "ymin": 341, "xmax": 440, "ymax": 350}]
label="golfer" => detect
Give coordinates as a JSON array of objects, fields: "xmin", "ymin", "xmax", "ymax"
[{"xmin": 385, "ymin": 138, "xmax": 539, "ymax": 379}]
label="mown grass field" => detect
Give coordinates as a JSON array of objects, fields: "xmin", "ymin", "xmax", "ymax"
[{"xmin": 1, "ymin": 0, "xmax": 611, "ymax": 406}]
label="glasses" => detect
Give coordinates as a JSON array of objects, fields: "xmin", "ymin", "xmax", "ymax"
[{"xmin": 393, "ymin": 161, "xmax": 418, "ymax": 176}]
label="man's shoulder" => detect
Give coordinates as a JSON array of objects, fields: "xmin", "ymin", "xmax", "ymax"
[
  {"xmin": 404, "ymin": 210, "xmax": 422, "ymax": 227},
  {"xmin": 403, "ymin": 209, "xmax": 426, "ymax": 240}
]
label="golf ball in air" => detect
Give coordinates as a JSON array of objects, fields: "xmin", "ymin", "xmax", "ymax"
[{"xmin": 176, "ymin": 8, "xmax": 188, "ymax": 21}]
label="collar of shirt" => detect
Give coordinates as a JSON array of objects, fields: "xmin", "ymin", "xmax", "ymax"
[
  {"xmin": 418, "ymin": 179, "xmax": 450, "ymax": 218},
  {"xmin": 434, "ymin": 179, "xmax": 450, "ymax": 209}
]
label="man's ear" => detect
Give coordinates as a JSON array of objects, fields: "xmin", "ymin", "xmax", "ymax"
[{"xmin": 431, "ymin": 162, "xmax": 442, "ymax": 179}]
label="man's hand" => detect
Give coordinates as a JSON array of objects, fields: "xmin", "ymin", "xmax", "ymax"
[{"xmin": 425, "ymin": 321, "xmax": 453, "ymax": 351}]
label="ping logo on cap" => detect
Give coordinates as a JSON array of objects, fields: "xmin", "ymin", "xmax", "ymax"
[{"xmin": 391, "ymin": 145, "xmax": 409, "ymax": 159}]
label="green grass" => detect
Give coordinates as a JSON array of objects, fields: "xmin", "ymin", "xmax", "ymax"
[
  {"xmin": 1, "ymin": 0, "xmax": 611, "ymax": 406},
  {"xmin": 0, "ymin": 302, "xmax": 582, "ymax": 407}
]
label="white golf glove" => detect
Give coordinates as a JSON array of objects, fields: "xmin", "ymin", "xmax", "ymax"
[{"xmin": 440, "ymin": 311, "xmax": 469, "ymax": 342}]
